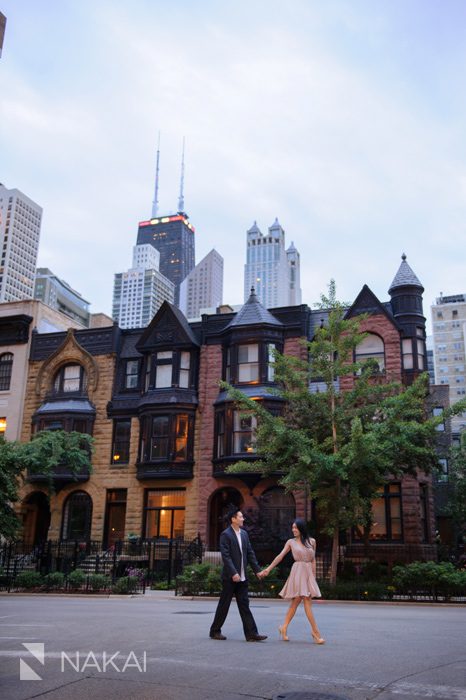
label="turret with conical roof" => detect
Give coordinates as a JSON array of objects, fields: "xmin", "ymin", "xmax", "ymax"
[
  {"xmin": 227, "ymin": 287, "xmax": 283, "ymax": 329},
  {"xmin": 388, "ymin": 254, "xmax": 426, "ymax": 380}
]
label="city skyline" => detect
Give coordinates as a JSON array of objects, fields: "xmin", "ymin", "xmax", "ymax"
[{"xmin": 1, "ymin": 1, "xmax": 465, "ymax": 329}]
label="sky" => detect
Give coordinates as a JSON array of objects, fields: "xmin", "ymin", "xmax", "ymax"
[{"xmin": 1, "ymin": 0, "xmax": 465, "ymax": 331}]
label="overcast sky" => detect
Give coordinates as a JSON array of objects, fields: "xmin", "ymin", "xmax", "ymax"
[{"xmin": 1, "ymin": 1, "xmax": 465, "ymax": 331}]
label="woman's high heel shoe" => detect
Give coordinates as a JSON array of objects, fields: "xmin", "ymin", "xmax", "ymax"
[
  {"xmin": 311, "ymin": 632, "xmax": 325, "ymax": 645},
  {"xmin": 278, "ymin": 626, "xmax": 289, "ymax": 641}
]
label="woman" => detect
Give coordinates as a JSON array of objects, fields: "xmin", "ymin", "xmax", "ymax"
[{"xmin": 262, "ymin": 519, "xmax": 325, "ymax": 644}]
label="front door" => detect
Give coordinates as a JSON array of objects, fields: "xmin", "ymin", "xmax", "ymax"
[{"xmin": 104, "ymin": 490, "xmax": 127, "ymax": 548}]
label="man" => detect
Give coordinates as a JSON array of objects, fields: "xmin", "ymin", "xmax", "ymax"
[{"xmin": 209, "ymin": 508, "xmax": 267, "ymax": 642}]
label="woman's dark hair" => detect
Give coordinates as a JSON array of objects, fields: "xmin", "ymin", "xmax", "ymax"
[{"xmin": 294, "ymin": 518, "xmax": 311, "ymax": 547}]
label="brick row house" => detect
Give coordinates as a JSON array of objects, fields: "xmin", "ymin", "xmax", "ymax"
[{"xmin": 14, "ymin": 256, "xmax": 444, "ymax": 564}]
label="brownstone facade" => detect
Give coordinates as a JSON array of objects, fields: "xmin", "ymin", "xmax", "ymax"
[{"xmin": 13, "ymin": 256, "xmax": 440, "ymax": 564}]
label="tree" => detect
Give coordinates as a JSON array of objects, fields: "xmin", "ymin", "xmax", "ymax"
[
  {"xmin": 438, "ymin": 434, "xmax": 466, "ymax": 553},
  {"xmin": 225, "ymin": 281, "xmax": 448, "ymax": 584},
  {"xmin": 0, "ymin": 430, "xmax": 93, "ymax": 540}
]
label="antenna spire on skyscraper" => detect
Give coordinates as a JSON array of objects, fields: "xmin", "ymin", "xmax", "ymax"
[
  {"xmin": 151, "ymin": 132, "xmax": 161, "ymax": 218},
  {"xmin": 178, "ymin": 137, "xmax": 185, "ymax": 213}
]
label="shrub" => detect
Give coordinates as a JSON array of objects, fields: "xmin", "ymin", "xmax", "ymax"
[
  {"xmin": 112, "ymin": 575, "xmax": 139, "ymax": 594},
  {"xmin": 317, "ymin": 580, "xmax": 391, "ymax": 601},
  {"xmin": 16, "ymin": 571, "xmax": 43, "ymax": 589},
  {"xmin": 43, "ymin": 572, "xmax": 65, "ymax": 590},
  {"xmin": 89, "ymin": 574, "xmax": 110, "ymax": 591},
  {"xmin": 393, "ymin": 561, "xmax": 466, "ymax": 598},
  {"xmin": 68, "ymin": 569, "xmax": 86, "ymax": 589},
  {"xmin": 206, "ymin": 565, "xmax": 222, "ymax": 594},
  {"xmin": 151, "ymin": 580, "xmax": 169, "ymax": 590},
  {"xmin": 176, "ymin": 563, "xmax": 212, "ymax": 595}
]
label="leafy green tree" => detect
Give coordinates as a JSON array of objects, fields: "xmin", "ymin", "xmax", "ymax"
[
  {"xmin": 226, "ymin": 281, "xmax": 450, "ymax": 584},
  {"xmin": 438, "ymin": 434, "xmax": 466, "ymax": 551},
  {"xmin": 0, "ymin": 430, "xmax": 93, "ymax": 540}
]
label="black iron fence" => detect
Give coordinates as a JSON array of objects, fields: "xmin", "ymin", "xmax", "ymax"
[{"xmin": 0, "ymin": 536, "xmax": 203, "ymax": 592}]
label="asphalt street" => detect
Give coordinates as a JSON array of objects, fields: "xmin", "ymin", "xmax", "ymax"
[{"xmin": 0, "ymin": 592, "xmax": 465, "ymax": 700}]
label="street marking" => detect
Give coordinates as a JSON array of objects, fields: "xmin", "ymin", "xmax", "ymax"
[
  {"xmin": 1, "ymin": 624, "xmax": 55, "ymax": 627},
  {"xmin": 0, "ymin": 651, "xmax": 465, "ymax": 699}
]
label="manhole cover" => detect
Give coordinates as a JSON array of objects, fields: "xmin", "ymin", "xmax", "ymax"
[
  {"xmin": 172, "ymin": 611, "xmax": 212, "ymax": 614},
  {"xmin": 274, "ymin": 694, "xmax": 349, "ymax": 700}
]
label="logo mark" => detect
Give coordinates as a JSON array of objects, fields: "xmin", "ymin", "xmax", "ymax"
[{"xmin": 20, "ymin": 643, "xmax": 45, "ymax": 681}]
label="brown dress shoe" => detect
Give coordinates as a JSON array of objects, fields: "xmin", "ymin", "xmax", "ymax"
[
  {"xmin": 210, "ymin": 632, "xmax": 227, "ymax": 640},
  {"xmin": 246, "ymin": 634, "xmax": 267, "ymax": 641}
]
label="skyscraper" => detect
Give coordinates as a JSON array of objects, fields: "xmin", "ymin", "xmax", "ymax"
[
  {"xmin": 179, "ymin": 248, "xmax": 224, "ymax": 319},
  {"xmin": 136, "ymin": 213, "xmax": 195, "ymax": 306},
  {"xmin": 34, "ymin": 268, "xmax": 90, "ymax": 326},
  {"xmin": 431, "ymin": 292, "xmax": 466, "ymax": 439},
  {"xmin": 0, "ymin": 184, "xmax": 42, "ymax": 302},
  {"xmin": 112, "ymin": 244, "xmax": 175, "ymax": 329},
  {"xmin": 244, "ymin": 219, "xmax": 301, "ymax": 308},
  {"xmin": 286, "ymin": 241, "xmax": 302, "ymax": 306}
]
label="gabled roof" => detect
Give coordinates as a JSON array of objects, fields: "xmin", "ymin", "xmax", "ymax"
[
  {"xmin": 345, "ymin": 284, "xmax": 398, "ymax": 327},
  {"xmin": 388, "ymin": 254, "xmax": 423, "ymax": 293},
  {"xmin": 136, "ymin": 301, "xmax": 199, "ymax": 352},
  {"xmin": 226, "ymin": 288, "xmax": 283, "ymax": 329}
]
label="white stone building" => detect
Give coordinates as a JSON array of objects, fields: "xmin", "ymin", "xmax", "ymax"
[
  {"xmin": 179, "ymin": 248, "xmax": 223, "ymax": 319},
  {"xmin": 244, "ymin": 219, "xmax": 301, "ymax": 308},
  {"xmin": 431, "ymin": 292, "xmax": 466, "ymax": 438},
  {"xmin": 112, "ymin": 244, "xmax": 175, "ymax": 329},
  {"xmin": 0, "ymin": 184, "xmax": 42, "ymax": 302}
]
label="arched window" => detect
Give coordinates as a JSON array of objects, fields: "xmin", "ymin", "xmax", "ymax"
[
  {"xmin": 0, "ymin": 353, "xmax": 13, "ymax": 391},
  {"xmin": 355, "ymin": 334, "xmax": 385, "ymax": 374},
  {"xmin": 61, "ymin": 491, "xmax": 92, "ymax": 541},
  {"xmin": 261, "ymin": 487, "xmax": 295, "ymax": 540},
  {"xmin": 54, "ymin": 364, "xmax": 87, "ymax": 394}
]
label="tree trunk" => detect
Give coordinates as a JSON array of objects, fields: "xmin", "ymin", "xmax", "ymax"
[{"xmin": 329, "ymin": 527, "xmax": 339, "ymax": 585}]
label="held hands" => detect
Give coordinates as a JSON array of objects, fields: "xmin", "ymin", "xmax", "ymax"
[{"xmin": 256, "ymin": 567, "xmax": 270, "ymax": 579}]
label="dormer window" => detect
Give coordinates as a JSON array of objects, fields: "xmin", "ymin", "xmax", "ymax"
[
  {"xmin": 144, "ymin": 350, "xmax": 192, "ymax": 391},
  {"xmin": 238, "ymin": 344, "xmax": 259, "ymax": 382},
  {"xmin": 224, "ymin": 342, "xmax": 277, "ymax": 385},
  {"xmin": 125, "ymin": 360, "xmax": 139, "ymax": 389},
  {"xmin": 54, "ymin": 364, "xmax": 86, "ymax": 394},
  {"xmin": 155, "ymin": 351, "xmax": 173, "ymax": 388}
]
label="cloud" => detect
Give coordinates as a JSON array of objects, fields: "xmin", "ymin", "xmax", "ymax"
[{"xmin": 1, "ymin": 0, "xmax": 465, "ymax": 329}]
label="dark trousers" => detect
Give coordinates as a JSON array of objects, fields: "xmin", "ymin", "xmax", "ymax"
[{"xmin": 210, "ymin": 579, "xmax": 258, "ymax": 639}]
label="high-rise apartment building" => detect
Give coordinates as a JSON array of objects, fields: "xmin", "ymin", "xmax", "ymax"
[
  {"xmin": 136, "ymin": 214, "xmax": 195, "ymax": 306},
  {"xmin": 112, "ymin": 244, "xmax": 175, "ymax": 329},
  {"xmin": 431, "ymin": 292, "xmax": 466, "ymax": 438},
  {"xmin": 34, "ymin": 268, "xmax": 90, "ymax": 327},
  {"xmin": 244, "ymin": 219, "xmax": 301, "ymax": 308},
  {"xmin": 179, "ymin": 249, "xmax": 224, "ymax": 319},
  {"xmin": 0, "ymin": 184, "xmax": 42, "ymax": 302}
]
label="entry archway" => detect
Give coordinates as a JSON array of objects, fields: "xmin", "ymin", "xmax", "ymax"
[
  {"xmin": 208, "ymin": 488, "xmax": 243, "ymax": 550},
  {"xmin": 22, "ymin": 492, "xmax": 51, "ymax": 546}
]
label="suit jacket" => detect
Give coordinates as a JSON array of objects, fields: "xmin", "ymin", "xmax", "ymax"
[{"xmin": 219, "ymin": 525, "xmax": 261, "ymax": 581}]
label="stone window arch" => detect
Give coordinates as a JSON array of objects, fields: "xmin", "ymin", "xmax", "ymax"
[
  {"xmin": 61, "ymin": 491, "xmax": 92, "ymax": 541},
  {"xmin": 355, "ymin": 333, "xmax": 385, "ymax": 373}
]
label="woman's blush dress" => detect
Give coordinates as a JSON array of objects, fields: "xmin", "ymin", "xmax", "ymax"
[{"xmin": 278, "ymin": 538, "xmax": 321, "ymax": 599}]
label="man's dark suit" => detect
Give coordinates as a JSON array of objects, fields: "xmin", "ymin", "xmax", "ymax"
[{"xmin": 210, "ymin": 525, "xmax": 261, "ymax": 639}]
